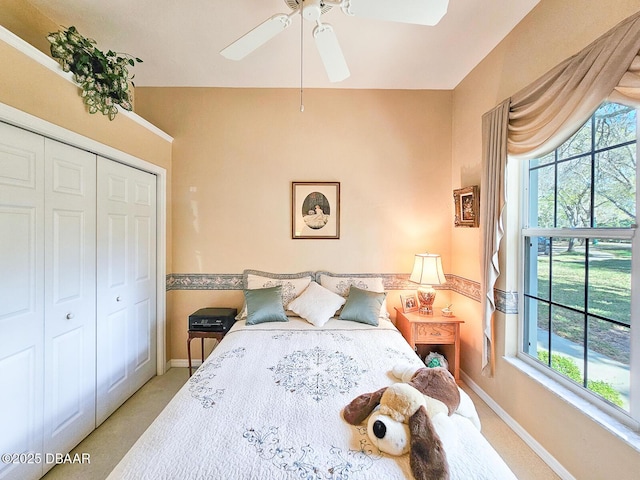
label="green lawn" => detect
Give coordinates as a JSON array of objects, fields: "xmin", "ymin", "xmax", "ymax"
[{"xmin": 535, "ymin": 241, "xmax": 631, "ymax": 364}]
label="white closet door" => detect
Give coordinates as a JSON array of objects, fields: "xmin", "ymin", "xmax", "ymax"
[
  {"xmin": 96, "ymin": 157, "xmax": 157, "ymax": 425},
  {"xmin": 0, "ymin": 123, "xmax": 45, "ymax": 480},
  {"xmin": 42, "ymin": 139, "xmax": 96, "ymax": 469}
]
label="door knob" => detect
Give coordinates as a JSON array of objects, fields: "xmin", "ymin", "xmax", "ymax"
[
  {"xmin": 116, "ymin": 296, "xmax": 122, "ymax": 302},
  {"xmin": 66, "ymin": 313, "xmax": 74, "ymax": 319}
]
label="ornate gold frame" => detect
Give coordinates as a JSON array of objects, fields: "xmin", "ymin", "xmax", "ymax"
[{"xmin": 453, "ymin": 185, "xmax": 479, "ymax": 228}]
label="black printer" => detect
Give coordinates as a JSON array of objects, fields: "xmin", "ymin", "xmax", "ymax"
[{"xmin": 188, "ymin": 307, "xmax": 237, "ymax": 332}]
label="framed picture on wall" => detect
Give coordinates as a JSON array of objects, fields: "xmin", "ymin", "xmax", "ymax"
[
  {"xmin": 400, "ymin": 293, "xmax": 419, "ymax": 313},
  {"xmin": 453, "ymin": 185, "xmax": 479, "ymax": 228},
  {"xmin": 291, "ymin": 182, "xmax": 340, "ymax": 239}
]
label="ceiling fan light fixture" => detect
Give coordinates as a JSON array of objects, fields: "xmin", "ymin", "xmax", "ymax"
[{"xmin": 302, "ymin": 0, "xmax": 323, "ymax": 22}]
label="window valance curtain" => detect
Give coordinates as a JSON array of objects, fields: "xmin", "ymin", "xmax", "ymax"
[{"xmin": 480, "ymin": 11, "xmax": 640, "ymax": 376}]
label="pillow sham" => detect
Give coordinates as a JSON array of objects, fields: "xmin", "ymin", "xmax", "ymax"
[
  {"xmin": 244, "ymin": 286, "xmax": 289, "ymax": 325},
  {"xmin": 237, "ymin": 270, "xmax": 314, "ymax": 319},
  {"xmin": 339, "ymin": 286, "xmax": 387, "ymax": 326},
  {"xmin": 287, "ymin": 281, "xmax": 346, "ymax": 327},
  {"xmin": 317, "ymin": 273, "xmax": 389, "ymax": 319}
]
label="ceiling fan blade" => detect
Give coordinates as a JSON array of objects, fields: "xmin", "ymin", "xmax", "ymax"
[
  {"xmin": 313, "ymin": 23, "xmax": 350, "ymax": 83},
  {"xmin": 220, "ymin": 13, "xmax": 293, "ymax": 60},
  {"xmin": 341, "ymin": 0, "xmax": 449, "ymax": 26}
]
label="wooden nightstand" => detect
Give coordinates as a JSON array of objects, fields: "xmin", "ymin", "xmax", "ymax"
[
  {"xmin": 187, "ymin": 331, "xmax": 227, "ymax": 376},
  {"xmin": 394, "ymin": 307, "xmax": 464, "ymax": 381}
]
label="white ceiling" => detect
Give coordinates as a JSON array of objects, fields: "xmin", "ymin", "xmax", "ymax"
[{"xmin": 27, "ymin": 0, "xmax": 540, "ymax": 89}]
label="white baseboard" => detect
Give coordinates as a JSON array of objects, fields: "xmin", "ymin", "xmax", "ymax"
[
  {"xmin": 460, "ymin": 370, "xmax": 575, "ymax": 480},
  {"xmin": 169, "ymin": 359, "xmax": 202, "ymax": 368}
]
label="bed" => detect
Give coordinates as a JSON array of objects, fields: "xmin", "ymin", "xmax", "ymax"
[{"xmin": 107, "ymin": 272, "xmax": 517, "ymax": 480}]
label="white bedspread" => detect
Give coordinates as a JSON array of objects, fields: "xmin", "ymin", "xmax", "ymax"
[{"xmin": 107, "ymin": 318, "xmax": 517, "ymax": 480}]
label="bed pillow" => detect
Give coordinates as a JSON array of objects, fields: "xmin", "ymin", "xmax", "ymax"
[
  {"xmin": 287, "ymin": 281, "xmax": 346, "ymax": 327},
  {"xmin": 244, "ymin": 286, "xmax": 289, "ymax": 325},
  {"xmin": 317, "ymin": 273, "xmax": 389, "ymax": 319},
  {"xmin": 339, "ymin": 286, "xmax": 386, "ymax": 326},
  {"xmin": 237, "ymin": 270, "xmax": 314, "ymax": 319}
]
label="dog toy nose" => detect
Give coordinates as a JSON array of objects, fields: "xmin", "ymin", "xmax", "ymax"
[{"xmin": 372, "ymin": 420, "xmax": 386, "ymax": 439}]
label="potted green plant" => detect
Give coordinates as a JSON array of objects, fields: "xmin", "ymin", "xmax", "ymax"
[{"xmin": 47, "ymin": 26, "xmax": 142, "ymax": 120}]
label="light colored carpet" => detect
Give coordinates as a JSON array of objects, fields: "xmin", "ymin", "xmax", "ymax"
[
  {"xmin": 42, "ymin": 368, "xmax": 189, "ymax": 480},
  {"xmin": 43, "ymin": 369, "xmax": 560, "ymax": 480},
  {"xmin": 462, "ymin": 386, "xmax": 560, "ymax": 480}
]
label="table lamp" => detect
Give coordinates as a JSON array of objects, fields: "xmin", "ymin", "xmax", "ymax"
[{"xmin": 409, "ymin": 253, "xmax": 446, "ymax": 315}]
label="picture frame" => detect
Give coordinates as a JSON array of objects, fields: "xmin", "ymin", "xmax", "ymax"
[
  {"xmin": 453, "ymin": 185, "xmax": 479, "ymax": 228},
  {"xmin": 291, "ymin": 182, "xmax": 340, "ymax": 239},
  {"xmin": 400, "ymin": 293, "xmax": 419, "ymax": 313}
]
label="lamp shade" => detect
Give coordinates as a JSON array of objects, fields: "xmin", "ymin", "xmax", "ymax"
[{"xmin": 409, "ymin": 253, "xmax": 446, "ymax": 286}]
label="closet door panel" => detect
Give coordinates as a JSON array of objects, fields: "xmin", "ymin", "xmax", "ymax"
[
  {"xmin": 0, "ymin": 206, "xmax": 37, "ymax": 318},
  {"xmin": 97, "ymin": 158, "xmax": 156, "ymax": 425},
  {"xmin": 105, "ymin": 308, "xmax": 128, "ymax": 389},
  {"xmin": 132, "ymin": 200, "xmax": 156, "ymax": 387},
  {"xmin": 43, "ymin": 139, "xmax": 96, "ymax": 465},
  {"xmin": 0, "ymin": 123, "xmax": 44, "ymax": 480},
  {"xmin": 134, "ymin": 299, "xmax": 151, "ymax": 369},
  {"xmin": 48, "ymin": 327, "xmax": 85, "ymax": 429}
]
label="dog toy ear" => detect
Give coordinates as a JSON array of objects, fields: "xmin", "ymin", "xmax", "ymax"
[
  {"xmin": 343, "ymin": 387, "xmax": 387, "ymax": 425},
  {"xmin": 409, "ymin": 406, "xmax": 450, "ymax": 480}
]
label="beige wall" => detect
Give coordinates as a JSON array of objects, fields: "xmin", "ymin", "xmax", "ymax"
[
  {"xmin": 1, "ymin": 0, "xmax": 53, "ymax": 54},
  {"xmin": 135, "ymin": 87, "xmax": 453, "ymax": 360},
  {"xmin": 452, "ymin": 0, "xmax": 640, "ymax": 478}
]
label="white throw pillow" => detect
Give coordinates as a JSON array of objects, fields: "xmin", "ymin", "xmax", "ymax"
[{"xmin": 287, "ymin": 282, "xmax": 346, "ymax": 327}]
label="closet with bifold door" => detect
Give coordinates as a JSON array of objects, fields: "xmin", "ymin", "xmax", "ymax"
[{"xmin": 0, "ymin": 121, "xmax": 157, "ymax": 480}]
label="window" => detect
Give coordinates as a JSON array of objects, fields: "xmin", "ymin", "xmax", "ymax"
[{"xmin": 521, "ymin": 102, "xmax": 637, "ymax": 420}]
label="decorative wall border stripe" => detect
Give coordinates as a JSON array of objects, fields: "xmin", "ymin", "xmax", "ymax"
[
  {"xmin": 446, "ymin": 274, "xmax": 481, "ymax": 302},
  {"xmin": 495, "ymin": 289, "xmax": 519, "ymax": 314},
  {"xmin": 165, "ymin": 273, "xmax": 518, "ymax": 314},
  {"xmin": 166, "ymin": 274, "xmax": 243, "ymax": 290}
]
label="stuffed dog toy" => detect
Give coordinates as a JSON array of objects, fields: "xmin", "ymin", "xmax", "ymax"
[{"xmin": 343, "ymin": 366, "xmax": 461, "ymax": 480}]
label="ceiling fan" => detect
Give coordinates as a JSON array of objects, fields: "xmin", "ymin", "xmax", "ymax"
[{"xmin": 220, "ymin": 0, "xmax": 449, "ymax": 83}]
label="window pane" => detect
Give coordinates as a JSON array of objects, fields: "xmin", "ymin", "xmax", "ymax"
[
  {"xmin": 551, "ymin": 238, "xmax": 585, "ymax": 310},
  {"xmin": 556, "ymin": 157, "xmax": 591, "ymax": 228},
  {"xmin": 538, "ymin": 302, "xmax": 550, "ymax": 354},
  {"xmin": 587, "ymin": 316, "xmax": 630, "ymax": 412},
  {"xmin": 550, "ymin": 306, "xmax": 585, "ymax": 385},
  {"xmin": 523, "ymin": 296, "xmax": 549, "ymax": 358},
  {"xmin": 587, "ymin": 239, "xmax": 632, "ymax": 325},
  {"xmin": 524, "ymin": 236, "xmax": 550, "ymax": 301},
  {"xmin": 594, "ymin": 146, "xmax": 636, "ymax": 228},
  {"xmin": 558, "ymin": 120, "xmax": 592, "ymax": 159},
  {"xmin": 530, "ymin": 151, "xmax": 555, "ymax": 168},
  {"xmin": 594, "ymin": 103, "xmax": 636, "ymax": 148},
  {"xmin": 529, "ymin": 164, "xmax": 555, "ymax": 228}
]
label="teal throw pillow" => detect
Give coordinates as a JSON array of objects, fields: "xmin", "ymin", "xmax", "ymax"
[
  {"xmin": 339, "ymin": 286, "xmax": 386, "ymax": 326},
  {"xmin": 244, "ymin": 286, "xmax": 289, "ymax": 325}
]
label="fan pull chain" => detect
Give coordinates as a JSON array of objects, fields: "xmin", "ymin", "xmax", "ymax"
[{"xmin": 300, "ymin": 1, "xmax": 304, "ymax": 112}]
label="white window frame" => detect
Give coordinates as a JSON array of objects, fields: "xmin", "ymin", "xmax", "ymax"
[{"xmin": 517, "ymin": 104, "xmax": 640, "ymax": 430}]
